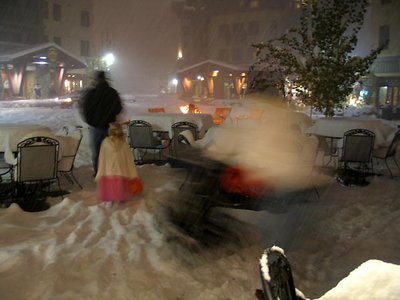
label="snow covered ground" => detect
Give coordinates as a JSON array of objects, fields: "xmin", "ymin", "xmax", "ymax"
[{"xmin": 0, "ymin": 96, "xmax": 399, "ymax": 299}]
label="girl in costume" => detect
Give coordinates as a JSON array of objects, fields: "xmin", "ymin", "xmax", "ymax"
[{"xmin": 95, "ymin": 123, "xmax": 143, "ymax": 202}]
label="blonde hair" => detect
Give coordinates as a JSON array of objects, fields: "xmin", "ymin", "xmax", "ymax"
[{"xmin": 108, "ymin": 123, "xmax": 124, "ymax": 146}]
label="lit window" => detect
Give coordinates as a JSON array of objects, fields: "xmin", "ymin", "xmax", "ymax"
[{"xmin": 250, "ymin": 0, "xmax": 259, "ymax": 8}]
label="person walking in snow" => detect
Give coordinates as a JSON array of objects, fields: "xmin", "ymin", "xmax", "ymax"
[
  {"xmin": 80, "ymin": 71, "xmax": 123, "ymax": 176},
  {"xmin": 34, "ymin": 83, "xmax": 42, "ymax": 99}
]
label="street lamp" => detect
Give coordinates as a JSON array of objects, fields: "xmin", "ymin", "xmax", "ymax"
[{"xmin": 102, "ymin": 53, "xmax": 115, "ymax": 70}]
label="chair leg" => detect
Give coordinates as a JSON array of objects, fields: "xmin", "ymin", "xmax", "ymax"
[
  {"xmin": 56, "ymin": 177, "xmax": 63, "ymax": 200},
  {"xmin": 393, "ymin": 157, "xmax": 400, "ymax": 172},
  {"xmin": 69, "ymin": 170, "xmax": 83, "ymax": 189},
  {"xmin": 179, "ymin": 170, "xmax": 190, "ymax": 190},
  {"xmin": 384, "ymin": 159, "xmax": 393, "ymax": 178},
  {"xmin": 132, "ymin": 148, "xmax": 145, "ymax": 164}
]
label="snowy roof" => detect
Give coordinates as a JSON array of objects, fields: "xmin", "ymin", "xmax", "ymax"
[
  {"xmin": 0, "ymin": 42, "xmax": 86, "ymax": 69},
  {"xmin": 177, "ymin": 59, "xmax": 244, "ymax": 74}
]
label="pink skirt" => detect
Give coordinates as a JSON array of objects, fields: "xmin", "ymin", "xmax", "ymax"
[{"xmin": 97, "ymin": 176, "xmax": 143, "ymax": 202}]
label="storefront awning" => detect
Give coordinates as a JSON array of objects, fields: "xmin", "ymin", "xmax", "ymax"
[{"xmin": 0, "ymin": 42, "xmax": 86, "ymax": 69}]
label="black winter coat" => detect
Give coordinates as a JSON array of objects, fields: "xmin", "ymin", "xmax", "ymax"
[{"xmin": 81, "ymin": 82, "xmax": 123, "ymax": 129}]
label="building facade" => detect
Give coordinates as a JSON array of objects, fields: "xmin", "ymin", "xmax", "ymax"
[
  {"xmin": 43, "ymin": 0, "xmax": 94, "ymax": 93},
  {"xmin": 172, "ymin": 0, "xmax": 300, "ymax": 99},
  {"xmin": 0, "ymin": 0, "xmax": 93, "ymax": 100},
  {"xmin": 367, "ymin": 0, "xmax": 400, "ymax": 111},
  {"xmin": 0, "ymin": 0, "xmax": 45, "ymax": 52}
]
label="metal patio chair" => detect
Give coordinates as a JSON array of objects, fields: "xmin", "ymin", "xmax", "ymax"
[
  {"xmin": 372, "ymin": 129, "xmax": 400, "ymax": 177},
  {"xmin": 127, "ymin": 120, "xmax": 170, "ymax": 164},
  {"xmin": 0, "ymin": 157, "xmax": 13, "ymax": 183},
  {"xmin": 171, "ymin": 121, "xmax": 199, "ymax": 157},
  {"xmin": 13, "ymin": 136, "xmax": 62, "ymax": 210},
  {"xmin": 57, "ymin": 126, "xmax": 83, "ymax": 188},
  {"xmin": 337, "ymin": 128, "xmax": 375, "ymax": 186}
]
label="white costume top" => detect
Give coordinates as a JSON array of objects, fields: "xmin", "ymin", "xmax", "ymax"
[{"xmin": 95, "ymin": 137, "xmax": 138, "ymax": 180}]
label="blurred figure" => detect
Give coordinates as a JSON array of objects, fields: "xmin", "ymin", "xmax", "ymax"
[
  {"xmin": 80, "ymin": 71, "xmax": 123, "ymax": 175},
  {"xmin": 95, "ymin": 123, "xmax": 142, "ymax": 202},
  {"xmin": 34, "ymin": 83, "xmax": 41, "ymax": 99},
  {"xmin": 3, "ymin": 79, "xmax": 10, "ymax": 99}
]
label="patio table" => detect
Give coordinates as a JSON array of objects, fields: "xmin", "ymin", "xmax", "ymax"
[
  {"xmin": 305, "ymin": 117, "xmax": 397, "ymax": 148},
  {"xmin": 0, "ymin": 123, "xmax": 69, "ymax": 165}
]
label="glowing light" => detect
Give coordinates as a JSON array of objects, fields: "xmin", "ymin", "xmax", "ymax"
[
  {"xmin": 212, "ymin": 70, "xmax": 219, "ymax": 77},
  {"xmin": 180, "ymin": 104, "xmax": 201, "ymax": 114},
  {"xmin": 180, "ymin": 105, "xmax": 189, "ymax": 114},
  {"xmin": 102, "ymin": 53, "xmax": 115, "ymax": 67},
  {"xmin": 171, "ymin": 78, "xmax": 178, "ymax": 86},
  {"xmin": 177, "ymin": 49, "xmax": 183, "ymax": 60}
]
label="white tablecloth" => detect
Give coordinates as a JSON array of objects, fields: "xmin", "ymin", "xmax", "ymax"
[
  {"xmin": 305, "ymin": 117, "xmax": 398, "ymax": 148},
  {"xmin": 0, "ymin": 124, "xmax": 69, "ymax": 164},
  {"xmin": 131, "ymin": 113, "xmax": 215, "ymax": 138}
]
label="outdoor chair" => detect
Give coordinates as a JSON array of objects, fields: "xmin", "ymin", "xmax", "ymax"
[
  {"xmin": 148, "ymin": 107, "xmax": 165, "ymax": 113},
  {"xmin": 372, "ymin": 129, "xmax": 400, "ymax": 177},
  {"xmin": 127, "ymin": 120, "xmax": 170, "ymax": 164},
  {"xmin": 171, "ymin": 121, "xmax": 199, "ymax": 157},
  {"xmin": 256, "ymin": 246, "xmax": 306, "ymax": 300},
  {"xmin": 178, "ymin": 129, "xmax": 198, "ymax": 147},
  {"xmin": 13, "ymin": 136, "xmax": 62, "ymax": 211},
  {"xmin": 0, "ymin": 156, "xmax": 14, "ymax": 206},
  {"xmin": 174, "ymin": 130, "xmax": 200, "ymax": 190},
  {"xmin": 0, "ymin": 157, "xmax": 13, "ymax": 183},
  {"xmin": 337, "ymin": 128, "xmax": 375, "ymax": 186},
  {"xmin": 57, "ymin": 126, "xmax": 83, "ymax": 188}
]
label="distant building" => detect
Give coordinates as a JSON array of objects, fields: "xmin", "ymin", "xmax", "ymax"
[
  {"xmin": 0, "ymin": 0, "xmax": 93, "ymax": 100},
  {"xmin": 42, "ymin": 0, "xmax": 94, "ymax": 94},
  {"xmin": 0, "ymin": 0, "xmax": 45, "ymax": 52},
  {"xmin": 176, "ymin": 59, "xmax": 247, "ymax": 100},
  {"xmin": 0, "ymin": 43, "xmax": 86, "ymax": 100},
  {"xmin": 367, "ymin": 0, "xmax": 400, "ymax": 109},
  {"xmin": 172, "ymin": 0, "xmax": 300, "ymax": 99}
]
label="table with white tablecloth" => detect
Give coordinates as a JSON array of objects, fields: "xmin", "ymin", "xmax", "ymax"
[
  {"xmin": 305, "ymin": 117, "xmax": 398, "ymax": 148},
  {"xmin": 0, "ymin": 123, "xmax": 70, "ymax": 165},
  {"xmin": 130, "ymin": 113, "xmax": 215, "ymax": 138}
]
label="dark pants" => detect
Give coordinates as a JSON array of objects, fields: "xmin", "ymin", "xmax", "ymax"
[{"xmin": 90, "ymin": 127, "xmax": 108, "ymax": 175}]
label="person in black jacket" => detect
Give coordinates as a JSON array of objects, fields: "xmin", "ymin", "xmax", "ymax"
[{"xmin": 80, "ymin": 71, "xmax": 123, "ymax": 176}]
